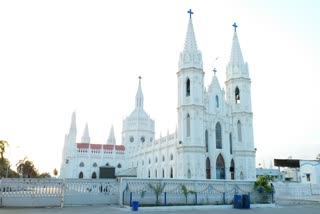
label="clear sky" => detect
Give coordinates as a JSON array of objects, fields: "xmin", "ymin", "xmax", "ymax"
[{"xmin": 0, "ymin": 0, "xmax": 319, "ymax": 174}]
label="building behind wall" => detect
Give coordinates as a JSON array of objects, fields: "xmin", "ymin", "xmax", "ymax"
[{"xmin": 60, "ymin": 12, "xmax": 256, "ymax": 181}]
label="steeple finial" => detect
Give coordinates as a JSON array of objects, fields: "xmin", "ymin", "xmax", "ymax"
[
  {"xmin": 232, "ymin": 22, "xmax": 238, "ymax": 32},
  {"xmin": 69, "ymin": 111, "xmax": 77, "ymax": 133},
  {"xmin": 187, "ymin": 9, "xmax": 193, "ymax": 19},
  {"xmin": 135, "ymin": 76, "xmax": 144, "ymax": 109},
  {"xmin": 107, "ymin": 125, "xmax": 116, "ymax": 145},
  {"xmin": 81, "ymin": 122, "xmax": 90, "ymax": 143}
]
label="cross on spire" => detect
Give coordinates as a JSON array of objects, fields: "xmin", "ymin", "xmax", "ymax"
[
  {"xmin": 187, "ymin": 9, "xmax": 193, "ymax": 19},
  {"xmin": 213, "ymin": 68, "xmax": 217, "ymax": 75},
  {"xmin": 232, "ymin": 22, "xmax": 238, "ymax": 32}
]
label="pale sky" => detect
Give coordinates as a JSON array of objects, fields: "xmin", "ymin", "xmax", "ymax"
[{"xmin": 0, "ymin": 0, "xmax": 319, "ymax": 174}]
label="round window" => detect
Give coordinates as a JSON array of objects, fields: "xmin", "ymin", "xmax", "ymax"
[{"xmin": 141, "ymin": 136, "xmax": 145, "ymax": 143}]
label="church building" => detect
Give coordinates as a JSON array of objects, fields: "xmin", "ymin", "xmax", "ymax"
[{"xmin": 60, "ymin": 11, "xmax": 256, "ymax": 180}]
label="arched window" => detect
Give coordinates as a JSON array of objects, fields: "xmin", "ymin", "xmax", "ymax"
[
  {"xmin": 92, "ymin": 172, "xmax": 97, "ymax": 179},
  {"xmin": 148, "ymin": 169, "xmax": 150, "ymax": 178},
  {"xmin": 216, "ymin": 154, "xmax": 225, "ymax": 179},
  {"xmin": 240, "ymin": 171, "xmax": 244, "ymax": 180},
  {"xmin": 206, "ymin": 157, "xmax": 211, "ymax": 179},
  {"xmin": 92, "ymin": 162, "xmax": 97, "ymax": 167},
  {"xmin": 187, "ymin": 169, "xmax": 191, "ymax": 178},
  {"xmin": 105, "ymin": 163, "xmax": 109, "ymax": 166},
  {"xmin": 170, "ymin": 154, "xmax": 173, "ymax": 161},
  {"xmin": 205, "ymin": 130, "xmax": 209, "ymax": 152},
  {"xmin": 235, "ymin": 87, "xmax": 240, "ymax": 104},
  {"xmin": 186, "ymin": 114, "xmax": 191, "ymax": 137},
  {"xmin": 229, "ymin": 133, "xmax": 233, "ymax": 154},
  {"xmin": 186, "ymin": 78, "xmax": 190, "ymax": 97},
  {"xmin": 162, "ymin": 169, "xmax": 165, "ymax": 178},
  {"xmin": 215, "ymin": 95, "xmax": 219, "ymax": 108},
  {"xmin": 155, "ymin": 157, "xmax": 158, "ymax": 163},
  {"xmin": 170, "ymin": 167, "xmax": 173, "ymax": 178},
  {"xmin": 117, "ymin": 163, "xmax": 122, "ymax": 168},
  {"xmin": 79, "ymin": 171, "xmax": 84, "ymax": 179},
  {"xmin": 79, "ymin": 162, "xmax": 84, "ymax": 167},
  {"xmin": 237, "ymin": 120, "xmax": 242, "ymax": 142},
  {"xmin": 162, "ymin": 155, "xmax": 165, "ymax": 162},
  {"xmin": 216, "ymin": 122, "xmax": 222, "ymax": 149},
  {"xmin": 155, "ymin": 169, "xmax": 157, "ymax": 178},
  {"xmin": 149, "ymin": 158, "xmax": 151, "ymax": 164},
  {"xmin": 230, "ymin": 159, "xmax": 235, "ymax": 180}
]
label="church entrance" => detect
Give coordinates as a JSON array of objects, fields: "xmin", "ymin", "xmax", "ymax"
[
  {"xmin": 216, "ymin": 154, "xmax": 225, "ymax": 179},
  {"xmin": 206, "ymin": 157, "xmax": 211, "ymax": 179},
  {"xmin": 230, "ymin": 159, "xmax": 235, "ymax": 180}
]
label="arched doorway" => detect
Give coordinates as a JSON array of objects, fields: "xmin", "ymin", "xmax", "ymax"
[
  {"xmin": 92, "ymin": 172, "xmax": 97, "ymax": 179},
  {"xmin": 230, "ymin": 159, "xmax": 235, "ymax": 180},
  {"xmin": 216, "ymin": 154, "xmax": 225, "ymax": 179},
  {"xmin": 206, "ymin": 157, "xmax": 211, "ymax": 179},
  {"xmin": 79, "ymin": 171, "xmax": 84, "ymax": 179}
]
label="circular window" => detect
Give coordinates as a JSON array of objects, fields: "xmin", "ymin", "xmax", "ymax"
[
  {"xmin": 130, "ymin": 136, "xmax": 134, "ymax": 142},
  {"xmin": 141, "ymin": 136, "xmax": 145, "ymax": 143}
]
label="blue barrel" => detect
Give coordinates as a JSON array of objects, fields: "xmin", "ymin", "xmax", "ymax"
[
  {"xmin": 242, "ymin": 194, "xmax": 250, "ymax": 209},
  {"xmin": 234, "ymin": 195, "xmax": 242, "ymax": 209},
  {"xmin": 132, "ymin": 201, "xmax": 139, "ymax": 211}
]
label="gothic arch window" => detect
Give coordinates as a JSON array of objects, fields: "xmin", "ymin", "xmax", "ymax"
[
  {"xmin": 148, "ymin": 169, "xmax": 150, "ymax": 178},
  {"xmin": 155, "ymin": 157, "xmax": 158, "ymax": 163},
  {"xmin": 105, "ymin": 163, "xmax": 109, "ymax": 166},
  {"xmin": 215, "ymin": 95, "xmax": 219, "ymax": 108},
  {"xmin": 79, "ymin": 162, "xmax": 84, "ymax": 167},
  {"xmin": 229, "ymin": 133, "xmax": 233, "ymax": 154},
  {"xmin": 170, "ymin": 167, "xmax": 173, "ymax": 178},
  {"xmin": 149, "ymin": 158, "xmax": 151, "ymax": 164},
  {"xmin": 186, "ymin": 78, "xmax": 190, "ymax": 97},
  {"xmin": 162, "ymin": 169, "xmax": 165, "ymax": 178},
  {"xmin": 155, "ymin": 169, "xmax": 157, "ymax": 178},
  {"xmin": 79, "ymin": 171, "xmax": 84, "ymax": 179},
  {"xmin": 170, "ymin": 154, "xmax": 173, "ymax": 161},
  {"xmin": 216, "ymin": 154, "xmax": 225, "ymax": 179},
  {"xmin": 162, "ymin": 155, "xmax": 165, "ymax": 162},
  {"xmin": 92, "ymin": 172, "xmax": 97, "ymax": 179},
  {"xmin": 186, "ymin": 114, "xmax": 191, "ymax": 137},
  {"xmin": 216, "ymin": 122, "xmax": 222, "ymax": 149},
  {"xmin": 235, "ymin": 87, "xmax": 240, "ymax": 104},
  {"xmin": 240, "ymin": 171, "xmax": 244, "ymax": 180},
  {"xmin": 205, "ymin": 130, "xmax": 209, "ymax": 152},
  {"xmin": 206, "ymin": 157, "xmax": 211, "ymax": 179},
  {"xmin": 237, "ymin": 120, "xmax": 242, "ymax": 142},
  {"xmin": 92, "ymin": 162, "xmax": 98, "ymax": 167},
  {"xmin": 187, "ymin": 169, "xmax": 191, "ymax": 178},
  {"xmin": 117, "ymin": 163, "xmax": 122, "ymax": 168},
  {"xmin": 230, "ymin": 159, "xmax": 235, "ymax": 180}
]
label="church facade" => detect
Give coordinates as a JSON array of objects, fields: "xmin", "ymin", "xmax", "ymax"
[{"xmin": 60, "ymin": 15, "xmax": 256, "ymax": 180}]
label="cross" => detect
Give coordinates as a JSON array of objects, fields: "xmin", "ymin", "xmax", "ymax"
[
  {"xmin": 138, "ymin": 76, "xmax": 141, "ymax": 80},
  {"xmin": 213, "ymin": 68, "xmax": 217, "ymax": 75},
  {"xmin": 232, "ymin": 22, "xmax": 238, "ymax": 32},
  {"xmin": 187, "ymin": 9, "xmax": 193, "ymax": 19}
]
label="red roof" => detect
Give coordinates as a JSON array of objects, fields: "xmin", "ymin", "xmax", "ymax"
[
  {"xmin": 115, "ymin": 145, "xmax": 125, "ymax": 151},
  {"xmin": 77, "ymin": 143, "xmax": 125, "ymax": 151},
  {"xmin": 103, "ymin": 144, "xmax": 114, "ymax": 150},
  {"xmin": 90, "ymin": 144, "xmax": 102, "ymax": 150},
  {"xmin": 77, "ymin": 143, "xmax": 89, "ymax": 149}
]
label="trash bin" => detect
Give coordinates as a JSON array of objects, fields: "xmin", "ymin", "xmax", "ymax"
[
  {"xmin": 233, "ymin": 195, "xmax": 242, "ymax": 209},
  {"xmin": 242, "ymin": 194, "xmax": 250, "ymax": 209},
  {"xmin": 132, "ymin": 201, "xmax": 139, "ymax": 211}
]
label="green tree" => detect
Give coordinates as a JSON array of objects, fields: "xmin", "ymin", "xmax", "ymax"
[
  {"xmin": 181, "ymin": 184, "xmax": 196, "ymax": 204},
  {"xmin": 254, "ymin": 175, "xmax": 273, "ymax": 193},
  {"xmin": 53, "ymin": 168, "xmax": 58, "ymax": 177},
  {"xmin": 16, "ymin": 157, "xmax": 38, "ymax": 178},
  {"xmin": 38, "ymin": 172, "xmax": 51, "ymax": 178},
  {"xmin": 148, "ymin": 183, "xmax": 166, "ymax": 205},
  {"xmin": 0, "ymin": 140, "xmax": 9, "ymax": 160}
]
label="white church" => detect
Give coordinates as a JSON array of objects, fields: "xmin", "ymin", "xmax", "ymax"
[{"xmin": 60, "ymin": 12, "xmax": 256, "ymax": 180}]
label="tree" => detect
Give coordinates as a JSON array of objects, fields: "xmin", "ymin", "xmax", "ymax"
[
  {"xmin": 0, "ymin": 140, "xmax": 9, "ymax": 160},
  {"xmin": 53, "ymin": 168, "xmax": 58, "ymax": 177},
  {"xmin": 148, "ymin": 183, "xmax": 166, "ymax": 205},
  {"xmin": 16, "ymin": 157, "xmax": 38, "ymax": 178},
  {"xmin": 181, "ymin": 184, "xmax": 196, "ymax": 204},
  {"xmin": 254, "ymin": 175, "xmax": 273, "ymax": 193}
]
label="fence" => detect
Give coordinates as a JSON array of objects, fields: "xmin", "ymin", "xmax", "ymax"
[
  {"xmin": 120, "ymin": 178, "xmax": 272, "ymax": 206},
  {"xmin": 0, "ymin": 178, "xmax": 274, "ymax": 207}
]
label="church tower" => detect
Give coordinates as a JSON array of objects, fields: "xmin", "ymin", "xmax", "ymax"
[
  {"xmin": 176, "ymin": 10, "xmax": 206, "ymax": 179},
  {"xmin": 225, "ymin": 23, "xmax": 256, "ymax": 180}
]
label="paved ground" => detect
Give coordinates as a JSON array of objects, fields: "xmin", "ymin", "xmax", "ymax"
[{"xmin": 1, "ymin": 204, "xmax": 320, "ymax": 214}]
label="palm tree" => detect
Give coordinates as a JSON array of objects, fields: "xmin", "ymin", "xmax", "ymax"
[
  {"xmin": 16, "ymin": 157, "xmax": 38, "ymax": 178},
  {"xmin": 0, "ymin": 140, "xmax": 9, "ymax": 160}
]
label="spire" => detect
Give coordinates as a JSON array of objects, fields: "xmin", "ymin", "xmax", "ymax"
[
  {"xmin": 69, "ymin": 111, "xmax": 77, "ymax": 133},
  {"xmin": 178, "ymin": 10, "xmax": 203, "ymax": 70},
  {"xmin": 81, "ymin": 123, "xmax": 90, "ymax": 143},
  {"xmin": 228, "ymin": 23, "xmax": 244, "ymax": 67},
  {"xmin": 107, "ymin": 125, "xmax": 116, "ymax": 145},
  {"xmin": 135, "ymin": 76, "xmax": 144, "ymax": 109}
]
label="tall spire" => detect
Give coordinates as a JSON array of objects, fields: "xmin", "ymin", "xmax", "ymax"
[
  {"xmin": 107, "ymin": 125, "xmax": 116, "ymax": 145},
  {"xmin": 228, "ymin": 23, "xmax": 244, "ymax": 67},
  {"xmin": 178, "ymin": 9, "xmax": 203, "ymax": 70},
  {"xmin": 135, "ymin": 76, "xmax": 144, "ymax": 109},
  {"xmin": 81, "ymin": 123, "xmax": 90, "ymax": 143},
  {"xmin": 69, "ymin": 111, "xmax": 77, "ymax": 133}
]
